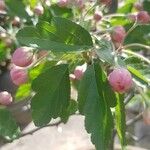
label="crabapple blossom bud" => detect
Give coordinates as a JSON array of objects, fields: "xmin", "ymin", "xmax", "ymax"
[
  {"xmin": 99, "ymin": 0, "xmax": 112, "ymax": 5},
  {"xmin": 12, "ymin": 47, "xmax": 34, "ymax": 67},
  {"xmin": 111, "ymin": 26, "xmax": 126, "ymax": 44},
  {"xmin": 34, "ymin": 5, "xmax": 44, "ymax": 16},
  {"xmin": 137, "ymin": 11, "xmax": 150, "ymax": 24},
  {"xmin": 12, "ymin": 16, "xmax": 21, "ymax": 27},
  {"xmin": 10, "ymin": 66, "xmax": 28, "ymax": 86},
  {"xmin": 0, "ymin": 91, "xmax": 12, "ymax": 105},
  {"xmin": 94, "ymin": 12, "xmax": 102, "ymax": 22},
  {"xmin": 134, "ymin": 2, "xmax": 143, "ymax": 11},
  {"xmin": 76, "ymin": 0, "xmax": 85, "ymax": 9},
  {"xmin": 74, "ymin": 64, "xmax": 87, "ymax": 80},
  {"xmin": 108, "ymin": 68, "xmax": 133, "ymax": 93},
  {"xmin": 69, "ymin": 74, "xmax": 76, "ymax": 81},
  {"xmin": 0, "ymin": 0, "xmax": 5, "ymax": 11},
  {"xmin": 127, "ymin": 14, "xmax": 137, "ymax": 22},
  {"xmin": 58, "ymin": 0, "xmax": 68, "ymax": 7}
]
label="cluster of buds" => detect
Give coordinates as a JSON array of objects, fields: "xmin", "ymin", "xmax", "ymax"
[{"xmin": 10, "ymin": 47, "xmax": 35, "ymax": 86}]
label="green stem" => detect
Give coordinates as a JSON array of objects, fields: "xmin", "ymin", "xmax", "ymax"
[
  {"xmin": 123, "ymin": 49, "xmax": 150, "ymax": 64},
  {"xmin": 123, "ymin": 43, "xmax": 150, "ymax": 51}
]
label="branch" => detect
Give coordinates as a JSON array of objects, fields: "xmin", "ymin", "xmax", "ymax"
[
  {"xmin": 123, "ymin": 49, "xmax": 150, "ymax": 64},
  {"xmin": 126, "ymin": 112, "xmax": 143, "ymax": 126},
  {"xmin": 123, "ymin": 43, "xmax": 150, "ymax": 51},
  {"xmin": 19, "ymin": 120, "xmax": 62, "ymax": 138},
  {"xmin": 124, "ymin": 92, "xmax": 134, "ymax": 105}
]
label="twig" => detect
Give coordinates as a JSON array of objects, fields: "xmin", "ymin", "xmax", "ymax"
[
  {"xmin": 126, "ymin": 113, "xmax": 143, "ymax": 126},
  {"xmin": 126, "ymin": 20, "xmax": 137, "ymax": 36},
  {"xmin": 124, "ymin": 92, "xmax": 134, "ymax": 105},
  {"xmin": 19, "ymin": 120, "xmax": 62, "ymax": 138},
  {"xmin": 126, "ymin": 132, "xmax": 139, "ymax": 141},
  {"xmin": 123, "ymin": 43, "xmax": 150, "ymax": 51},
  {"xmin": 122, "ymin": 49, "xmax": 150, "ymax": 64}
]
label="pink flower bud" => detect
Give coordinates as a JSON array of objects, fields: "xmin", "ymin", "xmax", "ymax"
[
  {"xmin": 134, "ymin": 2, "xmax": 143, "ymax": 11},
  {"xmin": 12, "ymin": 16, "xmax": 21, "ymax": 27},
  {"xmin": 0, "ymin": 0, "xmax": 5, "ymax": 11},
  {"xmin": 111, "ymin": 26, "xmax": 126, "ymax": 44},
  {"xmin": 127, "ymin": 14, "xmax": 137, "ymax": 22},
  {"xmin": 0, "ymin": 91, "xmax": 12, "ymax": 105},
  {"xmin": 94, "ymin": 12, "xmax": 102, "ymax": 22},
  {"xmin": 10, "ymin": 66, "xmax": 28, "ymax": 86},
  {"xmin": 74, "ymin": 64, "xmax": 87, "ymax": 80},
  {"xmin": 76, "ymin": 0, "xmax": 85, "ymax": 9},
  {"xmin": 69, "ymin": 74, "xmax": 76, "ymax": 81},
  {"xmin": 12, "ymin": 47, "xmax": 34, "ymax": 67},
  {"xmin": 137, "ymin": 11, "xmax": 150, "ymax": 24},
  {"xmin": 99, "ymin": 0, "xmax": 112, "ymax": 5},
  {"xmin": 34, "ymin": 5, "xmax": 44, "ymax": 16},
  {"xmin": 108, "ymin": 68, "xmax": 133, "ymax": 93},
  {"xmin": 58, "ymin": 0, "xmax": 68, "ymax": 7}
]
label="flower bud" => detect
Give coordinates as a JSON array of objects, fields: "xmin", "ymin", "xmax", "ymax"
[
  {"xmin": 111, "ymin": 26, "xmax": 126, "ymax": 44},
  {"xmin": 0, "ymin": 91, "xmax": 12, "ymax": 105},
  {"xmin": 58, "ymin": 0, "xmax": 68, "ymax": 7},
  {"xmin": 74, "ymin": 64, "xmax": 87, "ymax": 80},
  {"xmin": 34, "ymin": 5, "xmax": 44, "ymax": 16},
  {"xmin": 12, "ymin": 16, "xmax": 21, "ymax": 27},
  {"xmin": 99, "ymin": 0, "xmax": 112, "ymax": 5},
  {"xmin": 0, "ymin": 0, "xmax": 5, "ymax": 11},
  {"xmin": 10, "ymin": 66, "xmax": 28, "ymax": 86},
  {"xmin": 69, "ymin": 74, "xmax": 76, "ymax": 81},
  {"xmin": 94, "ymin": 12, "xmax": 102, "ymax": 22},
  {"xmin": 12, "ymin": 47, "xmax": 34, "ymax": 67},
  {"xmin": 108, "ymin": 68, "xmax": 132, "ymax": 93},
  {"xmin": 137, "ymin": 11, "xmax": 150, "ymax": 24},
  {"xmin": 127, "ymin": 13, "xmax": 137, "ymax": 22},
  {"xmin": 134, "ymin": 2, "xmax": 143, "ymax": 11}
]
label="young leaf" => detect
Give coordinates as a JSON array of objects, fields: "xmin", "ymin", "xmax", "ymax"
[
  {"xmin": 61, "ymin": 100, "xmax": 78, "ymax": 123},
  {"xmin": 0, "ymin": 108, "xmax": 20, "ymax": 140},
  {"xmin": 16, "ymin": 17, "xmax": 93, "ymax": 52},
  {"xmin": 95, "ymin": 39, "xmax": 114, "ymax": 64},
  {"xmin": 125, "ymin": 56, "xmax": 150, "ymax": 85},
  {"xmin": 31, "ymin": 64, "xmax": 70, "ymax": 126},
  {"xmin": 143, "ymin": 0, "xmax": 150, "ymax": 13},
  {"xmin": 5, "ymin": 0, "xmax": 30, "ymax": 20},
  {"xmin": 78, "ymin": 63, "xmax": 114, "ymax": 150},
  {"xmin": 115, "ymin": 94, "xmax": 126, "ymax": 148},
  {"xmin": 50, "ymin": 4, "xmax": 73, "ymax": 18}
]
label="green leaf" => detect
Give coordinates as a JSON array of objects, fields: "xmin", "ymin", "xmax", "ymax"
[
  {"xmin": 31, "ymin": 64, "xmax": 70, "ymax": 126},
  {"xmin": 95, "ymin": 39, "xmax": 114, "ymax": 64},
  {"xmin": 125, "ymin": 25, "xmax": 150, "ymax": 45},
  {"xmin": 110, "ymin": 17, "xmax": 130, "ymax": 26},
  {"xmin": 15, "ymin": 84, "xmax": 31, "ymax": 101},
  {"xmin": 125, "ymin": 56, "xmax": 150, "ymax": 84},
  {"xmin": 143, "ymin": 0, "xmax": 150, "ymax": 13},
  {"xmin": 0, "ymin": 108, "xmax": 20, "ymax": 140},
  {"xmin": 29, "ymin": 60, "xmax": 57, "ymax": 81},
  {"xmin": 117, "ymin": 3, "xmax": 133, "ymax": 14},
  {"xmin": 127, "ymin": 66, "xmax": 149, "ymax": 85},
  {"xmin": 50, "ymin": 4, "xmax": 73, "ymax": 18},
  {"xmin": 78, "ymin": 63, "xmax": 114, "ymax": 149},
  {"xmin": 16, "ymin": 17, "xmax": 93, "ymax": 52},
  {"xmin": 0, "ymin": 42, "xmax": 7, "ymax": 62},
  {"xmin": 104, "ymin": 80, "xmax": 117, "ymax": 107},
  {"xmin": 115, "ymin": 94, "xmax": 126, "ymax": 148},
  {"xmin": 5, "ymin": 0, "xmax": 30, "ymax": 19},
  {"xmin": 61, "ymin": 100, "xmax": 78, "ymax": 123}
]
